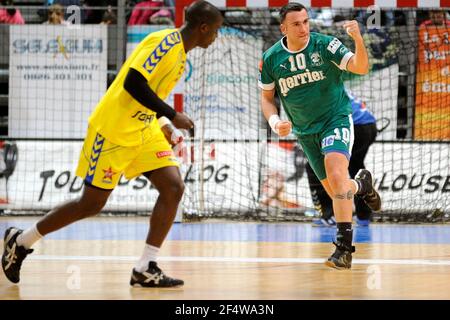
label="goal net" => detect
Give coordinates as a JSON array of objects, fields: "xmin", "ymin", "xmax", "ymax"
[
  {"xmin": 1, "ymin": 3, "xmax": 449, "ymax": 223},
  {"xmin": 178, "ymin": 3, "xmax": 450, "ymax": 222}
]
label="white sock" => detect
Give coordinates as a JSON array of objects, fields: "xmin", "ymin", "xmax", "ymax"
[
  {"xmin": 135, "ymin": 244, "xmax": 160, "ymax": 272},
  {"xmin": 16, "ymin": 224, "xmax": 43, "ymax": 249}
]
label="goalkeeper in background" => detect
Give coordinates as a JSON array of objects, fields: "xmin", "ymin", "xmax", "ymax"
[
  {"xmin": 259, "ymin": 3, "xmax": 381, "ymax": 269},
  {"xmin": 308, "ymin": 89, "xmax": 377, "ymax": 227},
  {"xmin": 2, "ymin": 0, "xmax": 223, "ymax": 287}
]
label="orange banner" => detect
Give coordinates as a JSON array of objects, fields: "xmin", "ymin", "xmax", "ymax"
[{"xmin": 414, "ymin": 26, "xmax": 450, "ymax": 140}]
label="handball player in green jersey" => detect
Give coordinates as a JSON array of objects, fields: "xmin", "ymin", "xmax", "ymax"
[{"xmin": 259, "ymin": 3, "xmax": 381, "ymax": 269}]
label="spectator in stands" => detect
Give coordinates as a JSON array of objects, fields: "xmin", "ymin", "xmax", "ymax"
[
  {"xmin": 420, "ymin": 9, "xmax": 450, "ymax": 27},
  {"xmin": 84, "ymin": 0, "xmax": 107, "ymax": 24},
  {"xmin": 0, "ymin": 0, "xmax": 24, "ymax": 24},
  {"xmin": 43, "ymin": 4, "xmax": 69, "ymax": 25},
  {"xmin": 163, "ymin": 0, "xmax": 174, "ymax": 20},
  {"xmin": 149, "ymin": 8, "xmax": 173, "ymax": 25},
  {"xmin": 100, "ymin": 6, "xmax": 116, "ymax": 25},
  {"xmin": 128, "ymin": 0, "xmax": 162, "ymax": 25},
  {"xmin": 39, "ymin": 0, "xmax": 86, "ymax": 24}
]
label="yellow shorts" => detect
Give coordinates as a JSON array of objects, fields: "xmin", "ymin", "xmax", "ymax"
[{"xmin": 76, "ymin": 126, "xmax": 179, "ymax": 189}]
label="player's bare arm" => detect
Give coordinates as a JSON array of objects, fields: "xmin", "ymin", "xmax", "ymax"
[
  {"xmin": 343, "ymin": 20, "xmax": 369, "ymax": 75},
  {"xmin": 261, "ymin": 88, "xmax": 292, "ymax": 137}
]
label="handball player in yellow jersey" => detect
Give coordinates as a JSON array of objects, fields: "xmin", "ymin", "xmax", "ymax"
[{"xmin": 2, "ymin": 1, "xmax": 223, "ymax": 288}]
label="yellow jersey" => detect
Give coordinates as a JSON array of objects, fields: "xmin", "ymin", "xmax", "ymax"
[{"xmin": 89, "ymin": 28, "xmax": 186, "ymax": 146}]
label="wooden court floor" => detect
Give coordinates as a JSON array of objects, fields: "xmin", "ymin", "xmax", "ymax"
[{"xmin": 1, "ymin": 217, "xmax": 450, "ymax": 300}]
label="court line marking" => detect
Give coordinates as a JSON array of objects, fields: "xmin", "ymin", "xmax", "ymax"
[{"xmin": 28, "ymin": 255, "xmax": 450, "ymax": 266}]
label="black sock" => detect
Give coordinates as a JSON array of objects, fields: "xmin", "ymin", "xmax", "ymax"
[{"xmin": 336, "ymin": 222, "xmax": 353, "ymax": 248}]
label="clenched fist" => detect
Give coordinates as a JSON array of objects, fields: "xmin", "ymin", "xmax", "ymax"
[
  {"xmin": 275, "ymin": 121, "xmax": 292, "ymax": 137},
  {"xmin": 343, "ymin": 20, "xmax": 363, "ymax": 41}
]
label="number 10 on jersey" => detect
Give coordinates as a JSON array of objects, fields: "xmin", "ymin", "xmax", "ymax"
[{"xmin": 288, "ymin": 54, "xmax": 307, "ymax": 72}]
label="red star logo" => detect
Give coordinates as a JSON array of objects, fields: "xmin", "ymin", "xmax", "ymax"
[{"xmin": 102, "ymin": 167, "xmax": 117, "ymax": 180}]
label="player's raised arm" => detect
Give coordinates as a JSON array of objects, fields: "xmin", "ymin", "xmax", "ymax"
[{"xmin": 343, "ymin": 20, "xmax": 369, "ymax": 75}]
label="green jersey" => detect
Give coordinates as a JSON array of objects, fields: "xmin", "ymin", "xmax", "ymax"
[{"xmin": 259, "ymin": 32, "xmax": 354, "ymax": 136}]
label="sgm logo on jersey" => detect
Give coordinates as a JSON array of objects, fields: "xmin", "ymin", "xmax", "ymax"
[
  {"xmin": 131, "ymin": 111, "xmax": 154, "ymax": 123},
  {"xmin": 327, "ymin": 38, "xmax": 342, "ymax": 54},
  {"xmin": 321, "ymin": 136, "xmax": 335, "ymax": 148},
  {"xmin": 278, "ymin": 70, "xmax": 326, "ymax": 96},
  {"xmin": 310, "ymin": 52, "xmax": 323, "ymax": 66},
  {"xmin": 156, "ymin": 151, "xmax": 173, "ymax": 158}
]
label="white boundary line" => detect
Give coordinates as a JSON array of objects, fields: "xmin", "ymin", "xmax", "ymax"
[{"xmin": 28, "ymin": 255, "xmax": 450, "ymax": 266}]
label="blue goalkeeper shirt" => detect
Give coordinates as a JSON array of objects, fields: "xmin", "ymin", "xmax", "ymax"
[{"xmin": 346, "ymin": 89, "xmax": 376, "ymax": 125}]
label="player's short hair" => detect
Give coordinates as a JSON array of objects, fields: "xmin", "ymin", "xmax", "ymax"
[
  {"xmin": 279, "ymin": 3, "xmax": 307, "ymax": 23},
  {"xmin": 185, "ymin": 0, "xmax": 223, "ymax": 27}
]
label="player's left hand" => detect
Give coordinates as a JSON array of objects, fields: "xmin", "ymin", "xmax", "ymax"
[{"xmin": 343, "ymin": 20, "xmax": 363, "ymax": 41}]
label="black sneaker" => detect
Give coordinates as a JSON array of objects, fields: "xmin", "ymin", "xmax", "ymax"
[
  {"xmin": 130, "ymin": 261, "xmax": 184, "ymax": 288},
  {"xmin": 2, "ymin": 227, "xmax": 33, "ymax": 283},
  {"xmin": 355, "ymin": 169, "xmax": 381, "ymax": 212},
  {"xmin": 325, "ymin": 241, "xmax": 355, "ymax": 270}
]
